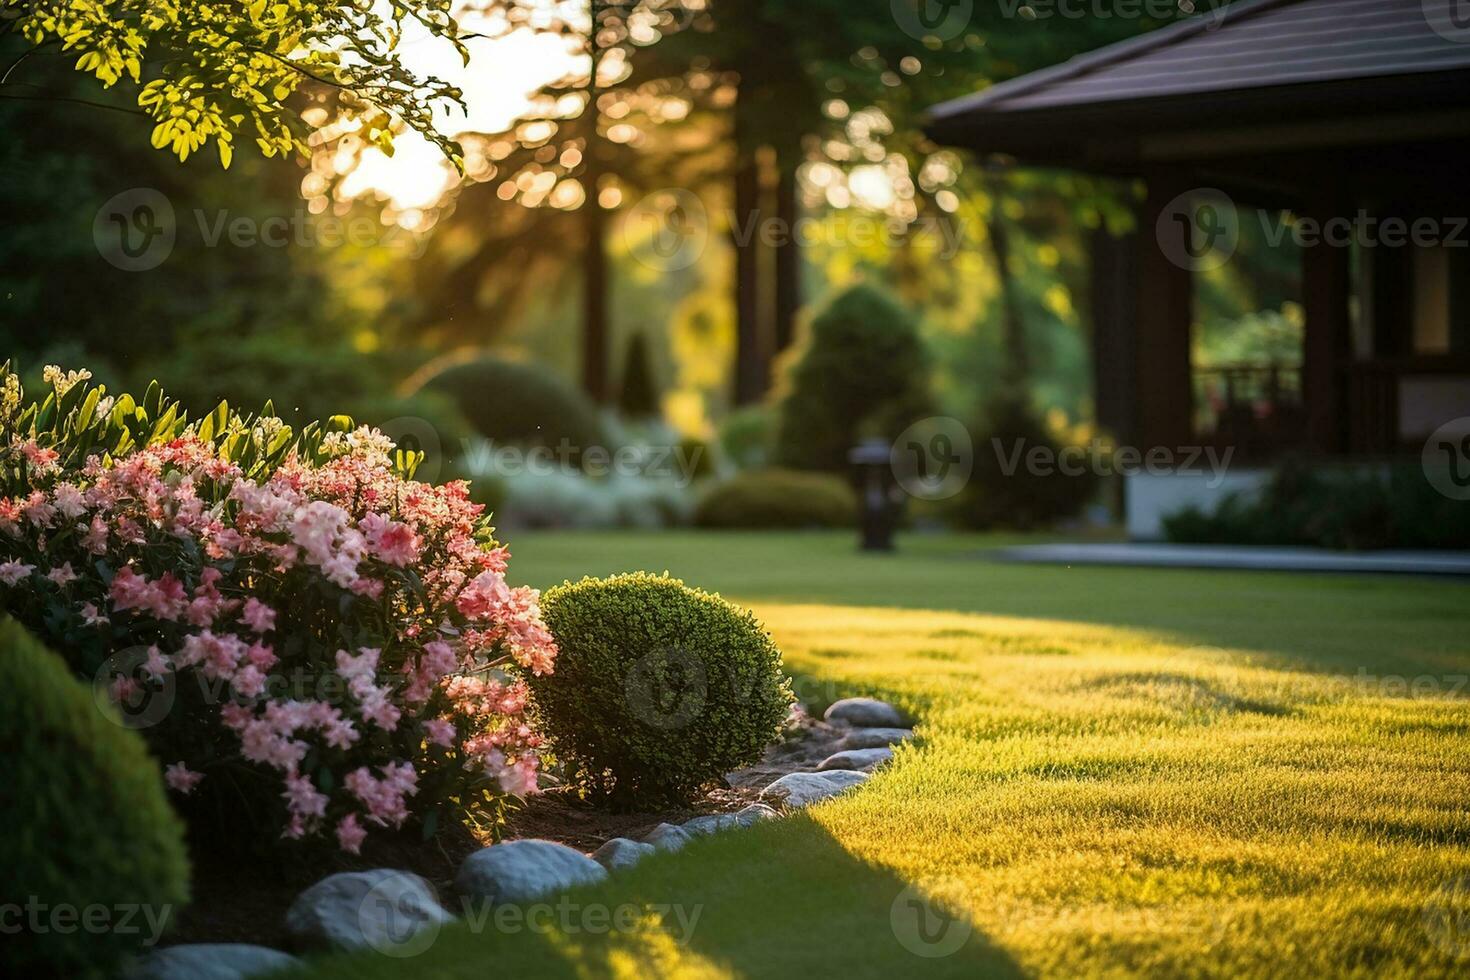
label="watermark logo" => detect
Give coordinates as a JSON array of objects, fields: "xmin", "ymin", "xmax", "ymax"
[
  {"xmin": 624, "ymin": 188, "xmax": 708, "ymax": 272},
  {"xmin": 997, "ymin": 0, "xmax": 1232, "ymax": 28},
  {"xmin": 891, "ymin": 417, "xmax": 974, "ymax": 501},
  {"xmin": 892, "ymin": 0, "xmax": 974, "ymax": 41},
  {"xmin": 92, "ymin": 645, "xmax": 177, "ymax": 730},
  {"xmin": 1156, "ymin": 188, "xmax": 1238, "ymax": 272},
  {"xmin": 890, "ymin": 878, "xmax": 973, "ymax": 957},
  {"xmin": 358, "ymin": 877, "xmax": 447, "ymax": 958},
  {"xmin": 625, "ymin": 645, "xmax": 708, "ymax": 730},
  {"xmin": 1424, "ymin": 875, "xmax": 1470, "ymax": 959},
  {"xmin": 94, "ymin": 188, "xmax": 176, "ymax": 272},
  {"xmin": 1423, "ymin": 0, "xmax": 1470, "ymax": 43},
  {"xmin": 1423, "ymin": 417, "xmax": 1470, "ymax": 501},
  {"xmin": 93, "ymin": 190, "xmax": 424, "ymax": 271}
]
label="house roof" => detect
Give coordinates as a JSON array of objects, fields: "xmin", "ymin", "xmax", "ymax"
[{"xmin": 926, "ymin": 0, "xmax": 1470, "ymax": 165}]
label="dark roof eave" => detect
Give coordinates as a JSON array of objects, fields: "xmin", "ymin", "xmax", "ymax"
[{"xmin": 925, "ymin": 69, "xmax": 1470, "ymax": 170}]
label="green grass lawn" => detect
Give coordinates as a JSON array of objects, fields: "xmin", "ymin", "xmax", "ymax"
[{"xmin": 293, "ymin": 531, "xmax": 1470, "ymax": 978}]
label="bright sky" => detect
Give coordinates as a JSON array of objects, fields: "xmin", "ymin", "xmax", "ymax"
[{"xmin": 337, "ymin": 10, "xmax": 579, "ymax": 211}]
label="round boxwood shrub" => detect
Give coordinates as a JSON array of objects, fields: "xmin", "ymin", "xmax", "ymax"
[
  {"xmin": 420, "ymin": 355, "xmax": 612, "ymax": 459},
  {"xmin": 0, "ymin": 618, "xmax": 191, "ymax": 979},
  {"xmin": 532, "ymin": 573, "xmax": 793, "ymax": 806},
  {"xmin": 694, "ymin": 468, "xmax": 858, "ymax": 529}
]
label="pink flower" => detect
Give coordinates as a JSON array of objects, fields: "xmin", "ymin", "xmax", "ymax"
[
  {"xmin": 45, "ymin": 562, "xmax": 77, "ymax": 587},
  {"xmin": 240, "ymin": 598, "xmax": 276, "ymax": 633},
  {"xmin": 164, "ymin": 762, "xmax": 204, "ymax": 794},
  {"xmin": 423, "ymin": 718, "xmax": 457, "ymax": 748},
  {"xmin": 80, "ymin": 515, "xmax": 108, "ymax": 554},
  {"xmin": 52, "ymin": 483, "xmax": 86, "ymax": 519},
  {"xmin": 336, "ymin": 813, "xmax": 367, "ymax": 854},
  {"xmin": 0, "ymin": 559, "xmax": 34, "ymax": 585},
  {"xmin": 455, "ymin": 570, "xmax": 512, "ymax": 620},
  {"xmin": 362, "ymin": 513, "xmax": 420, "ymax": 566},
  {"xmin": 141, "ymin": 645, "xmax": 171, "ymax": 681},
  {"xmin": 283, "ymin": 770, "xmax": 328, "ymax": 821},
  {"xmin": 79, "ymin": 601, "xmax": 108, "ymax": 626}
]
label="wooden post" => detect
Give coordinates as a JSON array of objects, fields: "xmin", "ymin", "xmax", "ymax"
[
  {"xmin": 1133, "ymin": 181, "xmax": 1195, "ymax": 451},
  {"xmin": 1090, "ymin": 225, "xmax": 1138, "ymax": 446},
  {"xmin": 1301, "ymin": 209, "xmax": 1351, "ymax": 455}
]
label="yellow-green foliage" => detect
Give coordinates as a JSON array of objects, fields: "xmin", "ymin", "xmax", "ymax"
[
  {"xmin": 0, "ymin": 618, "xmax": 190, "ymax": 979},
  {"xmin": 3, "ymin": 1, "xmax": 468, "ymax": 167},
  {"xmin": 532, "ymin": 573, "xmax": 793, "ymax": 806}
]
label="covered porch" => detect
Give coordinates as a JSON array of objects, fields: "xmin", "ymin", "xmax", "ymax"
[{"xmin": 926, "ymin": 0, "xmax": 1470, "ymax": 526}]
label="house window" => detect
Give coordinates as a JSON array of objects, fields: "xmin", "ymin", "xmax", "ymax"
[{"xmin": 1412, "ymin": 244, "xmax": 1470, "ymax": 355}]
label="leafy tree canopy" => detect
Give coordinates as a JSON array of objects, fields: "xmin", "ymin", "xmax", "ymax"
[{"xmin": 1, "ymin": 0, "xmax": 470, "ymax": 167}]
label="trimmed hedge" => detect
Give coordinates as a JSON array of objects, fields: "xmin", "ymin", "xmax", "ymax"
[
  {"xmin": 423, "ymin": 356, "xmax": 611, "ymax": 458},
  {"xmin": 0, "ymin": 618, "xmax": 190, "ymax": 979},
  {"xmin": 1163, "ymin": 459, "xmax": 1470, "ymax": 550},
  {"xmin": 694, "ymin": 469, "xmax": 858, "ymax": 529},
  {"xmin": 531, "ymin": 574, "xmax": 793, "ymax": 806}
]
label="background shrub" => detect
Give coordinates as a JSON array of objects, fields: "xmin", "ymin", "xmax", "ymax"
[
  {"xmin": 532, "ymin": 573, "xmax": 793, "ymax": 806},
  {"xmin": 694, "ymin": 469, "xmax": 857, "ymax": 529},
  {"xmin": 719, "ymin": 405, "xmax": 776, "ymax": 471},
  {"xmin": 1163, "ymin": 458, "xmax": 1470, "ymax": 550},
  {"xmin": 774, "ymin": 284, "xmax": 930, "ymax": 472},
  {"xmin": 954, "ymin": 392, "xmax": 1100, "ymax": 529},
  {"xmin": 420, "ymin": 355, "xmax": 611, "ymax": 460},
  {"xmin": 0, "ymin": 618, "xmax": 190, "ymax": 979}
]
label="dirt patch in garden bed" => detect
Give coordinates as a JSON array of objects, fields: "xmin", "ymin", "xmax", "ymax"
[{"xmin": 168, "ymin": 704, "xmax": 845, "ymax": 950}]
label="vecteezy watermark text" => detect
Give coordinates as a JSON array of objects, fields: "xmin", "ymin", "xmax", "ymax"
[
  {"xmin": 0, "ymin": 897, "xmax": 174, "ymax": 948},
  {"xmin": 94, "ymin": 187, "xmax": 424, "ymax": 272},
  {"xmin": 459, "ymin": 438, "xmax": 705, "ymax": 488},
  {"xmin": 993, "ymin": 438, "xmax": 1235, "ymax": 488}
]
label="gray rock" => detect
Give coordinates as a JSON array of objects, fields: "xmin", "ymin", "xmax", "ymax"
[
  {"xmin": 760, "ymin": 770, "xmax": 870, "ymax": 807},
  {"xmin": 285, "ymin": 869, "xmax": 453, "ymax": 953},
  {"xmin": 592, "ymin": 837, "xmax": 655, "ymax": 871},
  {"xmin": 643, "ymin": 822, "xmax": 693, "ymax": 852},
  {"xmin": 682, "ymin": 803, "xmax": 780, "ymax": 837},
  {"xmin": 125, "ymin": 944, "xmax": 300, "ymax": 980},
  {"xmin": 823, "ymin": 697, "xmax": 907, "ymax": 728},
  {"xmin": 838, "ymin": 727, "xmax": 914, "ymax": 750},
  {"xmin": 819, "ymin": 747, "xmax": 894, "ymax": 771},
  {"xmin": 456, "ymin": 839, "xmax": 608, "ymax": 903}
]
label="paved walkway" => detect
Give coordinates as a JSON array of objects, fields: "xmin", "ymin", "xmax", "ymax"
[{"xmin": 994, "ymin": 543, "xmax": 1470, "ymax": 576}]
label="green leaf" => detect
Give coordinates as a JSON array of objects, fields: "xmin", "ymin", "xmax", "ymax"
[
  {"xmin": 143, "ymin": 380, "xmax": 163, "ymax": 420},
  {"xmin": 74, "ymin": 387, "xmax": 101, "ymax": 433}
]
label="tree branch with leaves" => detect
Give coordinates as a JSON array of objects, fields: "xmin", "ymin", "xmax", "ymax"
[{"xmin": 0, "ymin": 0, "xmax": 470, "ymax": 168}]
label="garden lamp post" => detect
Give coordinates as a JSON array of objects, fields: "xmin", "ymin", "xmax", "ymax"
[{"xmin": 849, "ymin": 438, "xmax": 906, "ymax": 552}]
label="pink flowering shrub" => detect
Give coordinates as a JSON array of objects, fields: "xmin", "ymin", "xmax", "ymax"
[{"xmin": 0, "ymin": 365, "xmax": 557, "ymax": 851}]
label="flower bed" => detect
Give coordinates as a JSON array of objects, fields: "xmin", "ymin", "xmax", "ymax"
[{"xmin": 0, "ymin": 365, "xmax": 557, "ymax": 851}]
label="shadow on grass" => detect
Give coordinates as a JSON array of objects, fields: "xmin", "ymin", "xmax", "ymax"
[{"xmin": 287, "ymin": 811, "xmax": 1020, "ymax": 979}]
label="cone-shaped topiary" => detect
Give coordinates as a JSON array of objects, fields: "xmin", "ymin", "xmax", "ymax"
[
  {"xmin": 531, "ymin": 573, "xmax": 793, "ymax": 806},
  {"xmin": 774, "ymin": 283, "xmax": 931, "ymax": 472},
  {"xmin": 0, "ymin": 618, "xmax": 190, "ymax": 979},
  {"xmin": 617, "ymin": 332, "xmax": 661, "ymax": 420}
]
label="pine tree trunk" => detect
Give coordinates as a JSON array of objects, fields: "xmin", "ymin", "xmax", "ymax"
[
  {"xmin": 580, "ymin": 0, "xmax": 609, "ymax": 403},
  {"xmin": 986, "ymin": 180, "xmax": 1028, "ymax": 393},
  {"xmin": 773, "ymin": 154, "xmax": 801, "ymax": 354},
  {"xmin": 581, "ymin": 197, "xmax": 609, "ymax": 402},
  {"xmin": 733, "ymin": 147, "xmax": 766, "ymax": 405}
]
